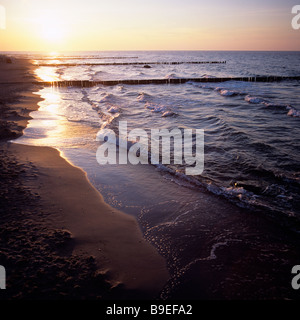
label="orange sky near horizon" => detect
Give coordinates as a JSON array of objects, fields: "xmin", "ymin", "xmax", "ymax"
[{"xmin": 0, "ymin": 0, "xmax": 299, "ymax": 52}]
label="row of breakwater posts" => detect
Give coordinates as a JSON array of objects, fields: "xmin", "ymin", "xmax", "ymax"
[
  {"xmin": 27, "ymin": 56, "xmax": 140, "ymax": 60},
  {"xmin": 35, "ymin": 61, "xmax": 227, "ymax": 67},
  {"xmin": 1, "ymin": 76, "xmax": 299, "ymax": 88},
  {"xmin": 33, "ymin": 76, "xmax": 300, "ymax": 88}
]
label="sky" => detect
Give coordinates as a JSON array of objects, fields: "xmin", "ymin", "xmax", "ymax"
[{"xmin": 0, "ymin": 0, "xmax": 299, "ymax": 51}]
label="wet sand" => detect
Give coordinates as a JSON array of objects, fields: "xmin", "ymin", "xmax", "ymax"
[{"xmin": 0, "ymin": 56, "xmax": 169, "ymax": 299}]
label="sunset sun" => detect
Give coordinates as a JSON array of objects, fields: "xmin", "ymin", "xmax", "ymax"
[
  {"xmin": 42, "ymin": 24, "xmax": 63, "ymax": 42},
  {"xmin": 39, "ymin": 16, "xmax": 66, "ymax": 43}
]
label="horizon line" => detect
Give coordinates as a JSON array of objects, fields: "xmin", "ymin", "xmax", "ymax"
[{"xmin": 1, "ymin": 49, "xmax": 300, "ymax": 53}]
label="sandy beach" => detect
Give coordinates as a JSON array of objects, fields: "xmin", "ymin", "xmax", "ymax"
[{"xmin": 0, "ymin": 56, "xmax": 169, "ymax": 299}]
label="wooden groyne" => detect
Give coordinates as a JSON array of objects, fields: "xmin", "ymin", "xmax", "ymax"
[
  {"xmin": 36, "ymin": 61, "xmax": 227, "ymax": 67},
  {"xmin": 34, "ymin": 76, "xmax": 300, "ymax": 87},
  {"xmin": 30, "ymin": 56, "xmax": 139, "ymax": 60},
  {"xmin": 1, "ymin": 76, "xmax": 299, "ymax": 88}
]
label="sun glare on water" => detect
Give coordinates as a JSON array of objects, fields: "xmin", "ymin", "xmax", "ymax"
[{"xmin": 35, "ymin": 66, "xmax": 60, "ymax": 82}]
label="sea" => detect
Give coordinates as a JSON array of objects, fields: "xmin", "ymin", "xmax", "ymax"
[{"xmin": 11, "ymin": 51, "xmax": 300, "ymax": 299}]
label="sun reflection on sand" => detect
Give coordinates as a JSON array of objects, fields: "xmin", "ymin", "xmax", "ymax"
[
  {"xmin": 15, "ymin": 88, "xmax": 64, "ymax": 146},
  {"xmin": 16, "ymin": 86, "xmax": 99, "ymax": 150}
]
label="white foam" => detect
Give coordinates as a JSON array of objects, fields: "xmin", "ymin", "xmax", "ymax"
[
  {"xmin": 164, "ymin": 73, "xmax": 179, "ymax": 79},
  {"xmin": 245, "ymin": 95, "xmax": 265, "ymax": 104},
  {"xmin": 137, "ymin": 92, "xmax": 151, "ymax": 102},
  {"xmin": 152, "ymin": 105, "xmax": 167, "ymax": 113},
  {"xmin": 201, "ymin": 74, "xmax": 216, "ymax": 78},
  {"xmin": 221, "ymin": 186, "xmax": 247, "ymax": 196},
  {"xmin": 144, "ymin": 102, "xmax": 175, "ymax": 117},
  {"xmin": 145, "ymin": 102, "xmax": 167, "ymax": 113},
  {"xmin": 144, "ymin": 102, "xmax": 155, "ymax": 110},
  {"xmin": 107, "ymin": 106, "xmax": 119, "ymax": 114},
  {"xmin": 218, "ymin": 89, "xmax": 239, "ymax": 97},
  {"xmin": 263, "ymin": 102, "xmax": 300, "ymax": 117},
  {"xmin": 205, "ymin": 241, "xmax": 229, "ymax": 260},
  {"xmin": 162, "ymin": 110, "xmax": 175, "ymax": 117},
  {"xmin": 98, "ymin": 93, "xmax": 115, "ymax": 103},
  {"xmin": 287, "ymin": 107, "xmax": 300, "ymax": 117},
  {"xmin": 116, "ymin": 85, "xmax": 125, "ymax": 92},
  {"xmin": 263, "ymin": 102, "xmax": 287, "ymax": 108}
]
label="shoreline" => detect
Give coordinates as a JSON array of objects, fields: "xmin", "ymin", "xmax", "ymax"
[
  {"xmin": 0, "ymin": 57, "xmax": 43, "ymax": 141},
  {"xmin": 0, "ymin": 56, "xmax": 169, "ymax": 299},
  {"xmin": 2, "ymin": 53, "xmax": 300, "ymax": 300}
]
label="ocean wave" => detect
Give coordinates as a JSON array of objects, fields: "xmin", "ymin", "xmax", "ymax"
[
  {"xmin": 145, "ymin": 102, "xmax": 167, "ymax": 112},
  {"xmin": 144, "ymin": 102, "xmax": 177, "ymax": 117},
  {"xmin": 263, "ymin": 102, "xmax": 288, "ymax": 109},
  {"xmin": 201, "ymin": 74, "xmax": 216, "ymax": 78},
  {"xmin": 55, "ymin": 68, "xmax": 65, "ymax": 77},
  {"xmin": 81, "ymin": 89, "xmax": 120, "ymax": 128},
  {"xmin": 199, "ymin": 84, "xmax": 300, "ymax": 118},
  {"xmin": 164, "ymin": 73, "xmax": 179, "ymax": 79},
  {"xmin": 91, "ymin": 70, "xmax": 105, "ymax": 80},
  {"xmin": 116, "ymin": 85, "xmax": 125, "ymax": 92},
  {"xmin": 95, "ymin": 103, "xmax": 119, "ymax": 120},
  {"xmin": 107, "ymin": 106, "xmax": 119, "ymax": 114},
  {"xmin": 154, "ymin": 163, "xmax": 259, "ymax": 208},
  {"xmin": 215, "ymin": 88, "xmax": 240, "ymax": 97},
  {"xmin": 137, "ymin": 92, "xmax": 152, "ymax": 102},
  {"xmin": 138, "ymin": 92, "xmax": 177, "ymax": 116},
  {"xmin": 220, "ymin": 185, "xmax": 252, "ymax": 200},
  {"xmin": 98, "ymin": 93, "xmax": 115, "ymax": 103},
  {"xmin": 245, "ymin": 95, "xmax": 265, "ymax": 104},
  {"xmin": 263, "ymin": 102, "xmax": 300, "ymax": 117},
  {"xmin": 162, "ymin": 110, "xmax": 176, "ymax": 117},
  {"xmin": 153, "ymin": 158, "xmax": 296, "ymax": 215},
  {"xmin": 287, "ymin": 107, "xmax": 300, "ymax": 118},
  {"xmin": 89, "ymin": 86, "xmax": 102, "ymax": 92}
]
